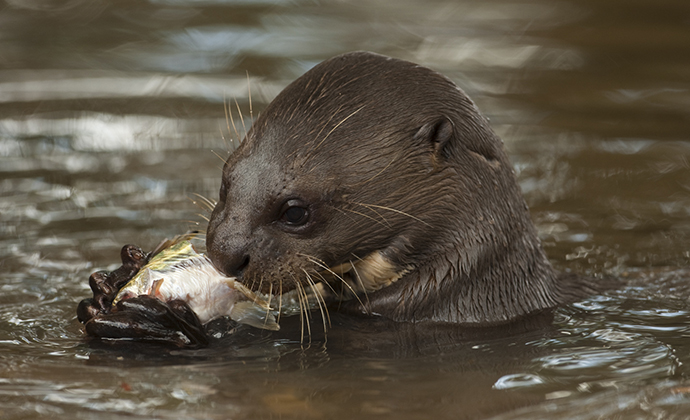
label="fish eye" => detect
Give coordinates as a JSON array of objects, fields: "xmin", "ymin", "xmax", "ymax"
[{"xmin": 280, "ymin": 200, "xmax": 309, "ymax": 226}]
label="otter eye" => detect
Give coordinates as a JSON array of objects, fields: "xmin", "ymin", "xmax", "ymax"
[{"xmin": 281, "ymin": 205, "xmax": 309, "ymax": 225}]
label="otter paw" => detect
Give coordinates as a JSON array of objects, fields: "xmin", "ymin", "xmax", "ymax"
[
  {"xmin": 76, "ymin": 244, "xmax": 149, "ymax": 324},
  {"xmin": 84, "ymin": 296, "xmax": 209, "ymax": 347}
]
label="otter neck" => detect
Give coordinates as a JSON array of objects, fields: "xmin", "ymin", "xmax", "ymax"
[{"xmin": 349, "ymin": 231, "xmax": 563, "ymax": 324}]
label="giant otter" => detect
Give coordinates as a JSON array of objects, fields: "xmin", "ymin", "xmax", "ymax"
[
  {"xmin": 78, "ymin": 51, "xmax": 595, "ymax": 345},
  {"xmin": 205, "ymin": 51, "xmax": 594, "ymax": 324}
]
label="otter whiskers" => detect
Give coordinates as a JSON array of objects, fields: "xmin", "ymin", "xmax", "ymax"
[
  {"xmin": 289, "ymin": 272, "xmax": 311, "ymax": 344},
  {"xmin": 338, "ymin": 206, "xmax": 392, "ymax": 228},
  {"xmin": 300, "ymin": 254, "xmax": 367, "ymax": 311},
  {"xmin": 351, "ymin": 202, "xmax": 430, "ymax": 227},
  {"xmin": 191, "ymin": 193, "xmax": 217, "ymax": 212},
  {"xmin": 302, "ymin": 268, "xmax": 331, "ymax": 332},
  {"xmin": 312, "ymin": 105, "xmax": 365, "ymax": 152},
  {"xmin": 264, "ymin": 282, "xmax": 274, "ymax": 330},
  {"xmin": 347, "ymin": 258, "xmax": 371, "ymax": 308}
]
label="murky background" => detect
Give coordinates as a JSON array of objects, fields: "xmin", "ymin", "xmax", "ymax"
[{"xmin": 1, "ymin": 0, "xmax": 690, "ymax": 418}]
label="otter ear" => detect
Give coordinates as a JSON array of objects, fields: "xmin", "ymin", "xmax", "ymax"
[{"xmin": 414, "ymin": 117, "xmax": 454, "ymax": 159}]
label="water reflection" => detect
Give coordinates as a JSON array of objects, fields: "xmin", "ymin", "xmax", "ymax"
[
  {"xmin": 1, "ymin": 114, "xmax": 231, "ymax": 150},
  {"xmin": 0, "ymin": 72, "xmax": 254, "ymax": 103},
  {"xmin": 1, "ymin": 0, "xmax": 690, "ymax": 418}
]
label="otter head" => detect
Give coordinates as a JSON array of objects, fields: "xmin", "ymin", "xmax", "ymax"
[{"xmin": 207, "ymin": 52, "xmax": 576, "ymax": 324}]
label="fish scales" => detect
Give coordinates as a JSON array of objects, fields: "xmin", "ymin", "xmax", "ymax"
[{"xmin": 114, "ymin": 240, "xmax": 281, "ymax": 330}]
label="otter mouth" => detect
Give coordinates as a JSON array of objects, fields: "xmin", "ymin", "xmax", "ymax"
[
  {"xmin": 238, "ymin": 251, "xmax": 408, "ymax": 305},
  {"xmin": 310, "ymin": 251, "xmax": 409, "ymax": 299}
]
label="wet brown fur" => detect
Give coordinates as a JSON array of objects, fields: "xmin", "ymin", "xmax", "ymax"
[{"xmin": 205, "ymin": 51, "xmax": 596, "ymax": 325}]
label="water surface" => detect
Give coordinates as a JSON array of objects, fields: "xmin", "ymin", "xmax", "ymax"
[{"xmin": 2, "ymin": 0, "xmax": 690, "ymax": 418}]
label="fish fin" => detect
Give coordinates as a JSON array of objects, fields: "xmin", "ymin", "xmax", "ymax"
[
  {"xmin": 229, "ymin": 302, "xmax": 280, "ymax": 331},
  {"xmin": 150, "ymin": 231, "xmax": 201, "ymax": 256},
  {"xmin": 225, "ymin": 279, "xmax": 271, "ymax": 310},
  {"xmin": 146, "ymin": 241, "xmax": 197, "ymax": 270},
  {"xmin": 113, "ymin": 268, "xmax": 152, "ymax": 305},
  {"xmin": 151, "ymin": 278, "xmax": 165, "ymax": 299}
]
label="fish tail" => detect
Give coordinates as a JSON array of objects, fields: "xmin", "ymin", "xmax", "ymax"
[{"xmin": 229, "ymin": 301, "xmax": 280, "ymax": 331}]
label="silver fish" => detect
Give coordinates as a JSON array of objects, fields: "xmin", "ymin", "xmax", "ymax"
[{"xmin": 114, "ymin": 239, "xmax": 281, "ymax": 330}]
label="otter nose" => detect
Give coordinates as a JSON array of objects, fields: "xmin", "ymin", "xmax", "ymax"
[
  {"xmin": 222, "ymin": 253, "xmax": 250, "ymax": 278},
  {"xmin": 208, "ymin": 244, "xmax": 251, "ymax": 279},
  {"xmin": 206, "ymin": 228, "xmax": 252, "ymax": 279}
]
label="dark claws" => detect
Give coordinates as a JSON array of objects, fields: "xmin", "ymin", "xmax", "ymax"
[
  {"xmin": 77, "ymin": 244, "xmax": 209, "ymax": 348},
  {"xmin": 84, "ymin": 296, "xmax": 209, "ymax": 347},
  {"xmin": 77, "ymin": 244, "xmax": 149, "ymax": 324}
]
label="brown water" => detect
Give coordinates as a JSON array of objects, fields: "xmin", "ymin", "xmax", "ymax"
[{"xmin": 2, "ymin": 0, "xmax": 690, "ymax": 418}]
